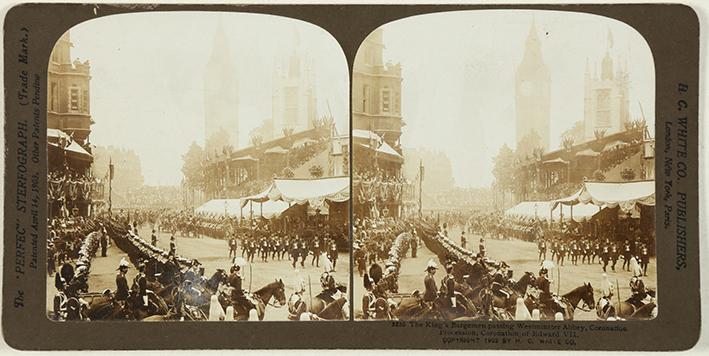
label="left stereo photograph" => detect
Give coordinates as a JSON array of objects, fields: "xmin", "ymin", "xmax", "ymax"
[{"xmin": 46, "ymin": 11, "xmax": 351, "ymax": 322}]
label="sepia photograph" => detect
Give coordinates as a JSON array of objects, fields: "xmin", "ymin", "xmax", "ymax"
[
  {"xmin": 45, "ymin": 11, "xmax": 350, "ymax": 322},
  {"xmin": 353, "ymin": 10, "xmax": 657, "ymax": 321}
]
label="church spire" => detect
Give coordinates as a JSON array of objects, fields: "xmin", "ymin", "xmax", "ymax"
[{"xmin": 521, "ymin": 19, "xmax": 544, "ymax": 68}]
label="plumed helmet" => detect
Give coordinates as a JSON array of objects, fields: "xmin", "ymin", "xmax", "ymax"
[{"xmin": 117, "ymin": 257, "xmax": 130, "ymax": 270}]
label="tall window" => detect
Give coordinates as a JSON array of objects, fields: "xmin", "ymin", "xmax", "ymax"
[
  {"xmin": 381, "ymin": 88, "xmax": 391, "ymax": 113},
  {"xmin": 394, "ymin": 90, "xmax": 401, "ymax": 114},
  {"xmin": 69, "ymin": 86, "xmax": 80, "ymax": 112},
  {"xmin": 49, "ymin": 82, "xmax": 58, "ymax": 112},
  {"xmin": 82, "ymin": 89, "xmax": 89, "ymax": 113}
]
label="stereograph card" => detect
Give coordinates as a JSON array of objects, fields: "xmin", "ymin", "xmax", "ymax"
[{"xmin": 1, "ymin": 2, "xmax": 701, "ymax": 351}]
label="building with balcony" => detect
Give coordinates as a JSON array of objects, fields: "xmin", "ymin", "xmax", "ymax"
[
  {"xmin": 352, "ymin": 28, "xmax": 404, "ymax": 150},
  {"xmin": 47, "ymin": 31, "xmax": 93, "ymax": 144}
]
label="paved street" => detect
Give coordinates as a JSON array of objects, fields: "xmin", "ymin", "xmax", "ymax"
[
  {"xmin": 354, "ymin": 225, "xmax": 657, "ymax": 320},
  {"xmin": 48, "ymin": 226, "xmax": 349, "ymax": 321}
]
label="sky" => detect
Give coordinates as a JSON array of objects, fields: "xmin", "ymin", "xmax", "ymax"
[
  {"xmin": 69, "ymin": 12, "xmax": 349, "ymax": 186},
  {"xmin": 378, "ymin": 10, "xmax": 655, "ymax": 188}
]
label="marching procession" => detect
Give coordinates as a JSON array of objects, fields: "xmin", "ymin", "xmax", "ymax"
[
  {"xmin": 354, "ymin": 216, "xmax": 656, "ymax": 321},
  {"xmin": 48, "ymin": 208, "xmax": 350, "ymax": 322}
]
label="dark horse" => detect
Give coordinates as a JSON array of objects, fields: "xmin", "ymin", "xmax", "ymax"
[
  {"xmin": 392, "ymin": 290, "xmax": 476, "ymax": 320},
  {"xmin": 85, "ymin": 289, "xmax": 170, "ymax": 321},
  {"xmin": 231, "ymin": 279, "xmax": 287, "ymax": 321},
  {"xmin": 526, "ymin": 283, "xmax": 595, "ymax": 320},
  {"xmin": 310, "ymin": 284, "xmax": 348, "ymax": 315},
  {"xmin": 300, "ymin": 297, "xmax": 349, "ymax": 320},
  {"xmin": 597, "ymin": 289, "xmax": 657, "ymax": 320},
  {"xmin": 458, "ymin": 271, "xmax": 536, "ymax": 313}
]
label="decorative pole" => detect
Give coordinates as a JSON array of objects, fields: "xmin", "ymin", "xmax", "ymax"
[
  {"xmin": 419, "ymin": 159, "xmax": 424, "ymax": 218},
  {"xmin": 108, "ymin": 157, "xmax": 114, "ymax": 218}
]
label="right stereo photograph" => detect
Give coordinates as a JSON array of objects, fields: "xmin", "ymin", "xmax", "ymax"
[{"xmin": 352, "ymin": 10, "xmax": 657, "ymax": 321}]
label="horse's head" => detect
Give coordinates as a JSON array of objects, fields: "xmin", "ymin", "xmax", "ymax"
[
  {"xmin": 273, "ymin": 279, "xmax": 287, "ymax": 307},
  {"xmin": 581, "ymin": 282, "xmax": 595, "ymax": 310}
]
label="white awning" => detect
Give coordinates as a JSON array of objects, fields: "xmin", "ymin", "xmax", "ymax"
[
  {"xmin": 65, "ymin": 140, "xmax": 92, "ymax": 161},
  {"xmin": 554, "ymin": 180, "xmax": 655, "ymax": 213},
  {"xmin": 242, "ymin": 176, "xmax": 349, "ymax": 209},
  {"xmin": 47, "ymin": 128, "xmax": 70, "ymax": 140},
  {"xmin": 352, "ymin": 129, "xmax": 381, "ymax": 141}
]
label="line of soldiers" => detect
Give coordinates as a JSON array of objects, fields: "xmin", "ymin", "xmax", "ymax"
[
  {"xmin": 537, "ymin": 236, "xmax": 651, "ymax": 274},
  {"xmin": 230, "ymin": 233, "xmax": 340, "ymax": 270}
]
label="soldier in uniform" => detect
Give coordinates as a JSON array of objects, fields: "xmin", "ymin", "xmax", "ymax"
[
  {"xmin": 168, "ymin": 234, "xmax": 177, "ymax": 258},
  {"xmin": 600, "ymin": 241, "xmax": 610, "ymax": 272},
  {"xmin": 536, "ymin": 267, "xmax": 562, "ymax": 315},
  {"xmin": 639, "ymin": 244, "xmax": 650, "ymax": 276},
  {"xmin": 597, "ymin": 273, "xmax": 614, "ymax": 319},
  {"xmin": 115, "ymin": 258, "xmax": 130, "ymax": 303},
  {"xmin": 287, "ymin": 275, "xmax": 307, "ymax": 320},
  {"xmin": 260, "ymin": 237, "xmax": 270, "ymax": 262},
  {"xmin": 132, "ymin": 261, "xmax": 149, "ymax": 309},
  {"xmin": 229, "ymin": 264, "xmax": 255, "ymax": 314},
  {"xmin": 610, "ymin": 242, "xmax": 620, "ymax": 272},
  {"xmin": 311, "ymin": 237, "xmax": 321, "ymax": 267},
  {"xmin": 440, "ymin": 263, "xmax": 456, "ymax": 308},
  {"xmin": 247, "ymin": 237, "xmax": 257, "ymax": 263},
  {"xmin": 551, "ymin": 239, "xmax": 559, "ymax": 262},
  {"xmin": 151, "ymin": 229, "xmax": 158, "ymax": 247},
  {"xmin": 228, "ymin": 235, "xmax": 237, "ymax": 259},
  {"xmin": 240, "ymin": 235, "xmax": 248, "ymax": 257},
  {"xmin": 298, "ymin": 238, "xmax": 308, "ymax": 268},
  {"xmin": 328, "ymin": 240, "xmax": 339, "ymax": 270},
  {"xmin": 423, "ymin": 260, "xmax": 438, "ymax": 304},
  {"xmin": 55, "ymin": 257, "xmax": 74, "ymax": 292},
  {"xmin": 100, "ymin": 226, "xmax": 108, "ymax": 257},
  {"xmin": 622, "ymin": 240, "xmax": 632, "ymax": 271},
  {"xmin": 627, "ymin": 275, "xmax": 647, "ymax": 308},
  {"xmin": 538, "ymin": 239, "xmax": 547, "ymax": 261},
  {"xmin": 478, "ymin": 238, "xmax": 486, "ymax": 257},
  {"xmin": 557, "ymin": 242, "xmax": 567, "ymax": 266},
  {"xmin": 291, "ymin": 237, "xmax": 300, "ymax": 269},
  {"xmin": 272, "ymin": 236, "xmax": 281, "ymax": 261},
  {"xmin": 570, "ymin": 240, "xmax": 579, "ymax": 266},
  {"xmin": 282, "ymin": 236, "xmax": 291, "ymax": 261}
]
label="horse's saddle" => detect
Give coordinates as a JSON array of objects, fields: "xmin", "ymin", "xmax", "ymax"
[{"xmin": 316, "ymin": 290, "xmax": 336, "ymax": 304}]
